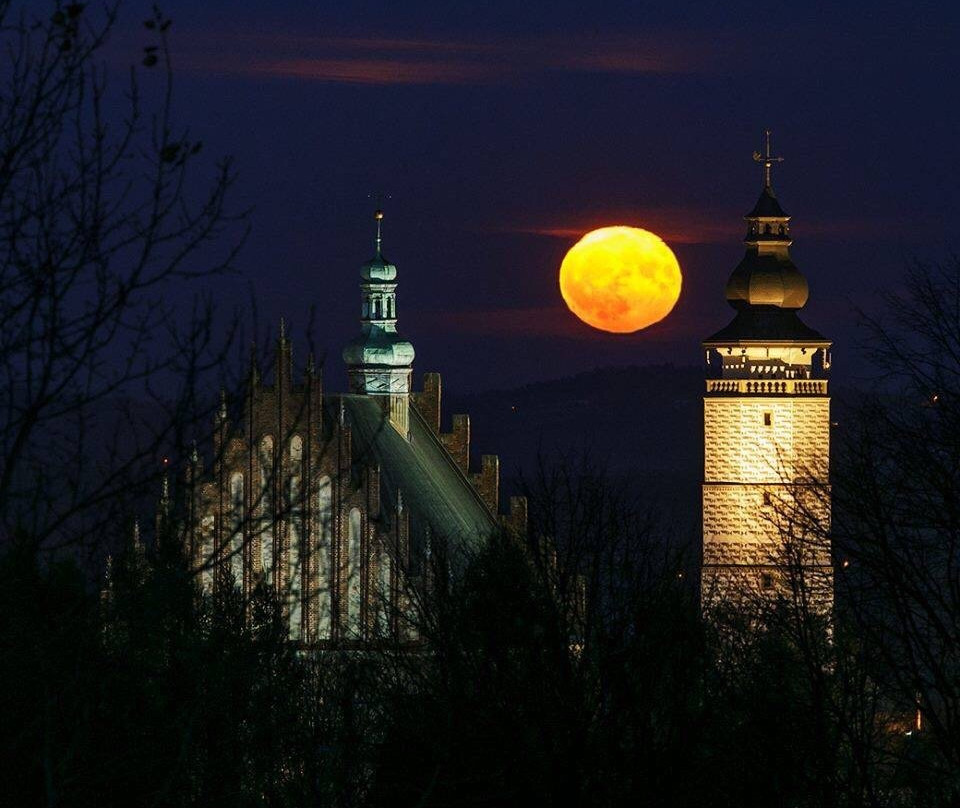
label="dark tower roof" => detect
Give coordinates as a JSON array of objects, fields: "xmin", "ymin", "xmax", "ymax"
[
  {"xmin": 705, "ymin": 132, "xmax": 827, "ymax": 345},
  {"xmin": 746, "ymin": 185, "xmax": 789, "ymax": 218}
]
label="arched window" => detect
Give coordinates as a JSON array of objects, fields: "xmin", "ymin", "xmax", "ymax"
[
  {"xmin": 371, "ymin": 299, "xmax": 380, "ymax": 319},
  {"xmin": 287, "ymin": 474, "xmax": 302, "ymax": 640},
  {"xmin": 290, "ymin": 434, "xmax": 302, "ymax": 462},
  {"xmin": 347, "ymin": 507, "xmax": 362, "ymax": 636},
  {"xmin": 316, "ymin": 476, "xmax": 333, "ymax": 639},
  {"xmin": 764, "ymin": 223, "xmax": 771, "ymax": 234},
  {"xmin": 200, "ymin": 514, "xmax": 215, "ymax": 590},
  {"xmin": 229, "ymin": 472, "xmax": 244, "ymax": 586},
  {"xmin": 259, "ymin": 436, "xmax": 274, "ymax": 584},
  {"xmin": 376, "ymin": 548, "xmax": 391, "ymax": 636}
]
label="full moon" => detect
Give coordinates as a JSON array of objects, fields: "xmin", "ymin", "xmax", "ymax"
[{"xmin": 559, "ymin": 226, "xmax": 682, "ymax": 333}]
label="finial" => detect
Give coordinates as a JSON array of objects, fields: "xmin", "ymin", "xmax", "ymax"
[
  {"xmin": 306, "ymin": 352, "xmax": 315, "ymax": 375},
  {"xmin": 752, "ymin": 128, "xmax": 784, "ymax": 189},
  {"xmin": 368, "ymin": 192, "xmax": 391, "ymax": 254},
  {"xmin": 218, "ymin": 388, "xmax": 228, "ymax": 422},
  {"xmin": 190, "ymin": 440, "xmax": 199, "ymax": 465},
  {"xmin": 279, "ymin": 317, "xmax": 286, "ymax": 341}
]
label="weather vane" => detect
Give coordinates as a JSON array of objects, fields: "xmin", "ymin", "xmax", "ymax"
[
  {"xmin": 367, "ymin": 191, "xmax": 391, "ymax": 252},
  {"xmin": 752, "ymin": 129, "xmax": 784, "ymax": 188}
]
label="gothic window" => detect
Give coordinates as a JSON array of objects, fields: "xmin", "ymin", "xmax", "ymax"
[
  {"xmin": 229, "ymin": 472, "xmax": 244, "ymax": 587},
  {"xmin": 761, "ymin": 572, "xmax": 774, "ymax": 590},
  {"xmin": 764, "ymin": 224, "xmax": 771, "ymax": 234},
  {"xmin": 347, "ymin": 507, "xmax": 362, "ymax": 636},
  {"xmin": 259, "ymin": 436, "xmax": 274, "ymax": 584},
  {"xmin": 316, "ymin": 476, "xmax": 333, "ymax": 639},
  {"xmin": 290, "ymin": 434, "xmax": 303, "ymax": 462},
  {"xmin": 762, "ymin": 491, "xmax": 772, "ymax": 507},
  {"xmin": 287, "ymin": 474, "xmax": 303, "ymax": 640},
  {"xmin": 200, "ymin": 514, "xmax": 215, "ymax": 590},
  {"xmin": 763, "ymin": 412, "xmax": 772, "ymax": 426},
  {"xmin": 376, "ymin": 548, "xmax": 392, "ymax": 637}
]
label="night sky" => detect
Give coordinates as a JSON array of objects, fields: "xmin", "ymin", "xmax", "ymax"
[{"xmin": 108, "ymin": 0, "xmax": 959, "ymax": 392}]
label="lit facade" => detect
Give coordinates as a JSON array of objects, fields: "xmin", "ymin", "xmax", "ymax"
[
  {"xmin": 701, "ymin": 136, "xmax": 833, "ymax": 615},
  {"xmin": 169, "ymin": 211, "xmax": 524, "ymax": 646}
]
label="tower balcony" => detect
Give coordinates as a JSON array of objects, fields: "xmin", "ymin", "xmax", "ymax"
[{"xmin": 706, "ymin": 378, "xmax": 828, "ymax": 396}]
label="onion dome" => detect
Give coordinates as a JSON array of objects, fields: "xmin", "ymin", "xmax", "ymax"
[
  {"xmin": 724, "ymin": 135, "xmax": 809, "ymax": 311},
  {"xmin": 705, "ymin": 131, "xmax": 826, "ymax": 345},
  {"xmin": 342, "ymin": 209, "xmax": 415, "ymax": 369}
]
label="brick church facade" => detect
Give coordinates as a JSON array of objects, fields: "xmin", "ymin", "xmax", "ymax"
[{"xmin": 169, "ymin": 212, "xmax": 525, "ymax": 646}]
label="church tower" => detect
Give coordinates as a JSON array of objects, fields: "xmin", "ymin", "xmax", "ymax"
[
  {"xmin": 343, "ymin": 208, "xmax": 416, "ymax": 437},
  {"xmin": 701, "ymin": 133, "xmax": 833, "ymax": 615}
]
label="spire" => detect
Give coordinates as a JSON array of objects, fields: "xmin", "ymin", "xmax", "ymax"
[
  {"xmin": 753, "ymin": 128, "xmax": 784, "ymax": 190},
  {"xmin": 704, "ymin": 135, "xmax": 823, "ymax": 343},
  {"xmin": 342, "ymin": 205, "xmax": 415, "ymax": 436}
]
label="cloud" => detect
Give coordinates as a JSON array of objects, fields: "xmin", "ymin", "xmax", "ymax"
[
  {"xmin": 501, "ymin": 207, "xmax": 735, "ymax": 246},
  {"xmin": 417, "ymin": 306, "xmax": 581, "ymax": 338},
  {"xmin": 501, "ymin": 208, "xmax": 920, "ymax": 246},
  {"xmin": 174, "ymin": 31, "xmax": 706, "ymax": 86},
  {"xmin": 416, "ymin": 303, "xmax": 708, "ymax": 340}
]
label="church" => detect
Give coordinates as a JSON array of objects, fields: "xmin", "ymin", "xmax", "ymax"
[
  {"xmin": 163, "ymin": 138, "xmax": 833, "ymax": 646},
  {"xmin": 171, "ymin": 210, "xmax": 526, "ymax": 645},
  {"xmin": 701, "ymin": 135, "xmax": 833, "ymax": 615}
]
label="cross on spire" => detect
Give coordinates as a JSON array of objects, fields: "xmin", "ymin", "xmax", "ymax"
[
  {"xmin": 368, "ymin": 192, "xmax": 391, "ymax": 254},
  {"xmin": 752, "ymin": 129, "xmax": 784, "ymax": 189}
]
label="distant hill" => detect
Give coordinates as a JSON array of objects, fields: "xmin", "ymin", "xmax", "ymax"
[{"xmin": 446, "ymin": 365, "xmax": 705, "ymax": 529}]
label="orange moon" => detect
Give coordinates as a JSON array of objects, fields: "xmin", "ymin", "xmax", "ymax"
[{"xmin": 559, "ymin": 226, "xmax": 682, "ymax": 333}]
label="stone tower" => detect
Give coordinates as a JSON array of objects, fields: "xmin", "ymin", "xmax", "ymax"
[
  {"xmin": 701, "ymin": 133, "xmax": 833, "ymax": 615},
  {"xmin": 343, "ymin": 209, "xmax": 416, "ymax": 437}
]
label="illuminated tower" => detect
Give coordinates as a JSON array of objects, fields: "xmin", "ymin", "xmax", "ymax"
[
  {"xmin": 701, "ymin": 133, "xmax": 833, "ymax": 615},
  {"xmin": 343, "ymin": 208, "xmax": 416, "ymax": 437}
]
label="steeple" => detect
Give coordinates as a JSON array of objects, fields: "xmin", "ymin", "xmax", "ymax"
[
  {"xmin": 700, "ymin": 137, "xmax": 834, "ymax": 619},
  {"xmin": 342, "ymin": 207, "xmax": 416, "ymax": 436},
  {"xmin": 707, "ymin": 130, "xmax": 823, "ymax": 342}
]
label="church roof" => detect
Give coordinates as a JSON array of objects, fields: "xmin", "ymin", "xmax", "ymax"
[
  {"xmin": 340, "ymin": 395, "xmax": 496, "ymax": 553},
  {"xmin": 703, "ymin": 306, "xmax": 829, "ymax": 345}
]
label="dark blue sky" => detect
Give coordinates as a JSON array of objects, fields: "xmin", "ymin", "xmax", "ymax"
[{"xmin": 108, "ymin": 0, "xmax": 959, "ymax": 391}]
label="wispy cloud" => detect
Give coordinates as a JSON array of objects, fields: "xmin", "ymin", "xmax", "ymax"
[
  {"xmin": 174, "ymin": 31, "xmax": 707, "ymax": 86},
  {"xmin": 501, "ymin": 207, "xmax": 921, "ymax": 246},
  {"xmin": 501, "ymin": 207, "xmax": 734, "ymax": 246},
  {"xmin": 416, "ymin": 303, "xmax": 707, "ymax": 340}
]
